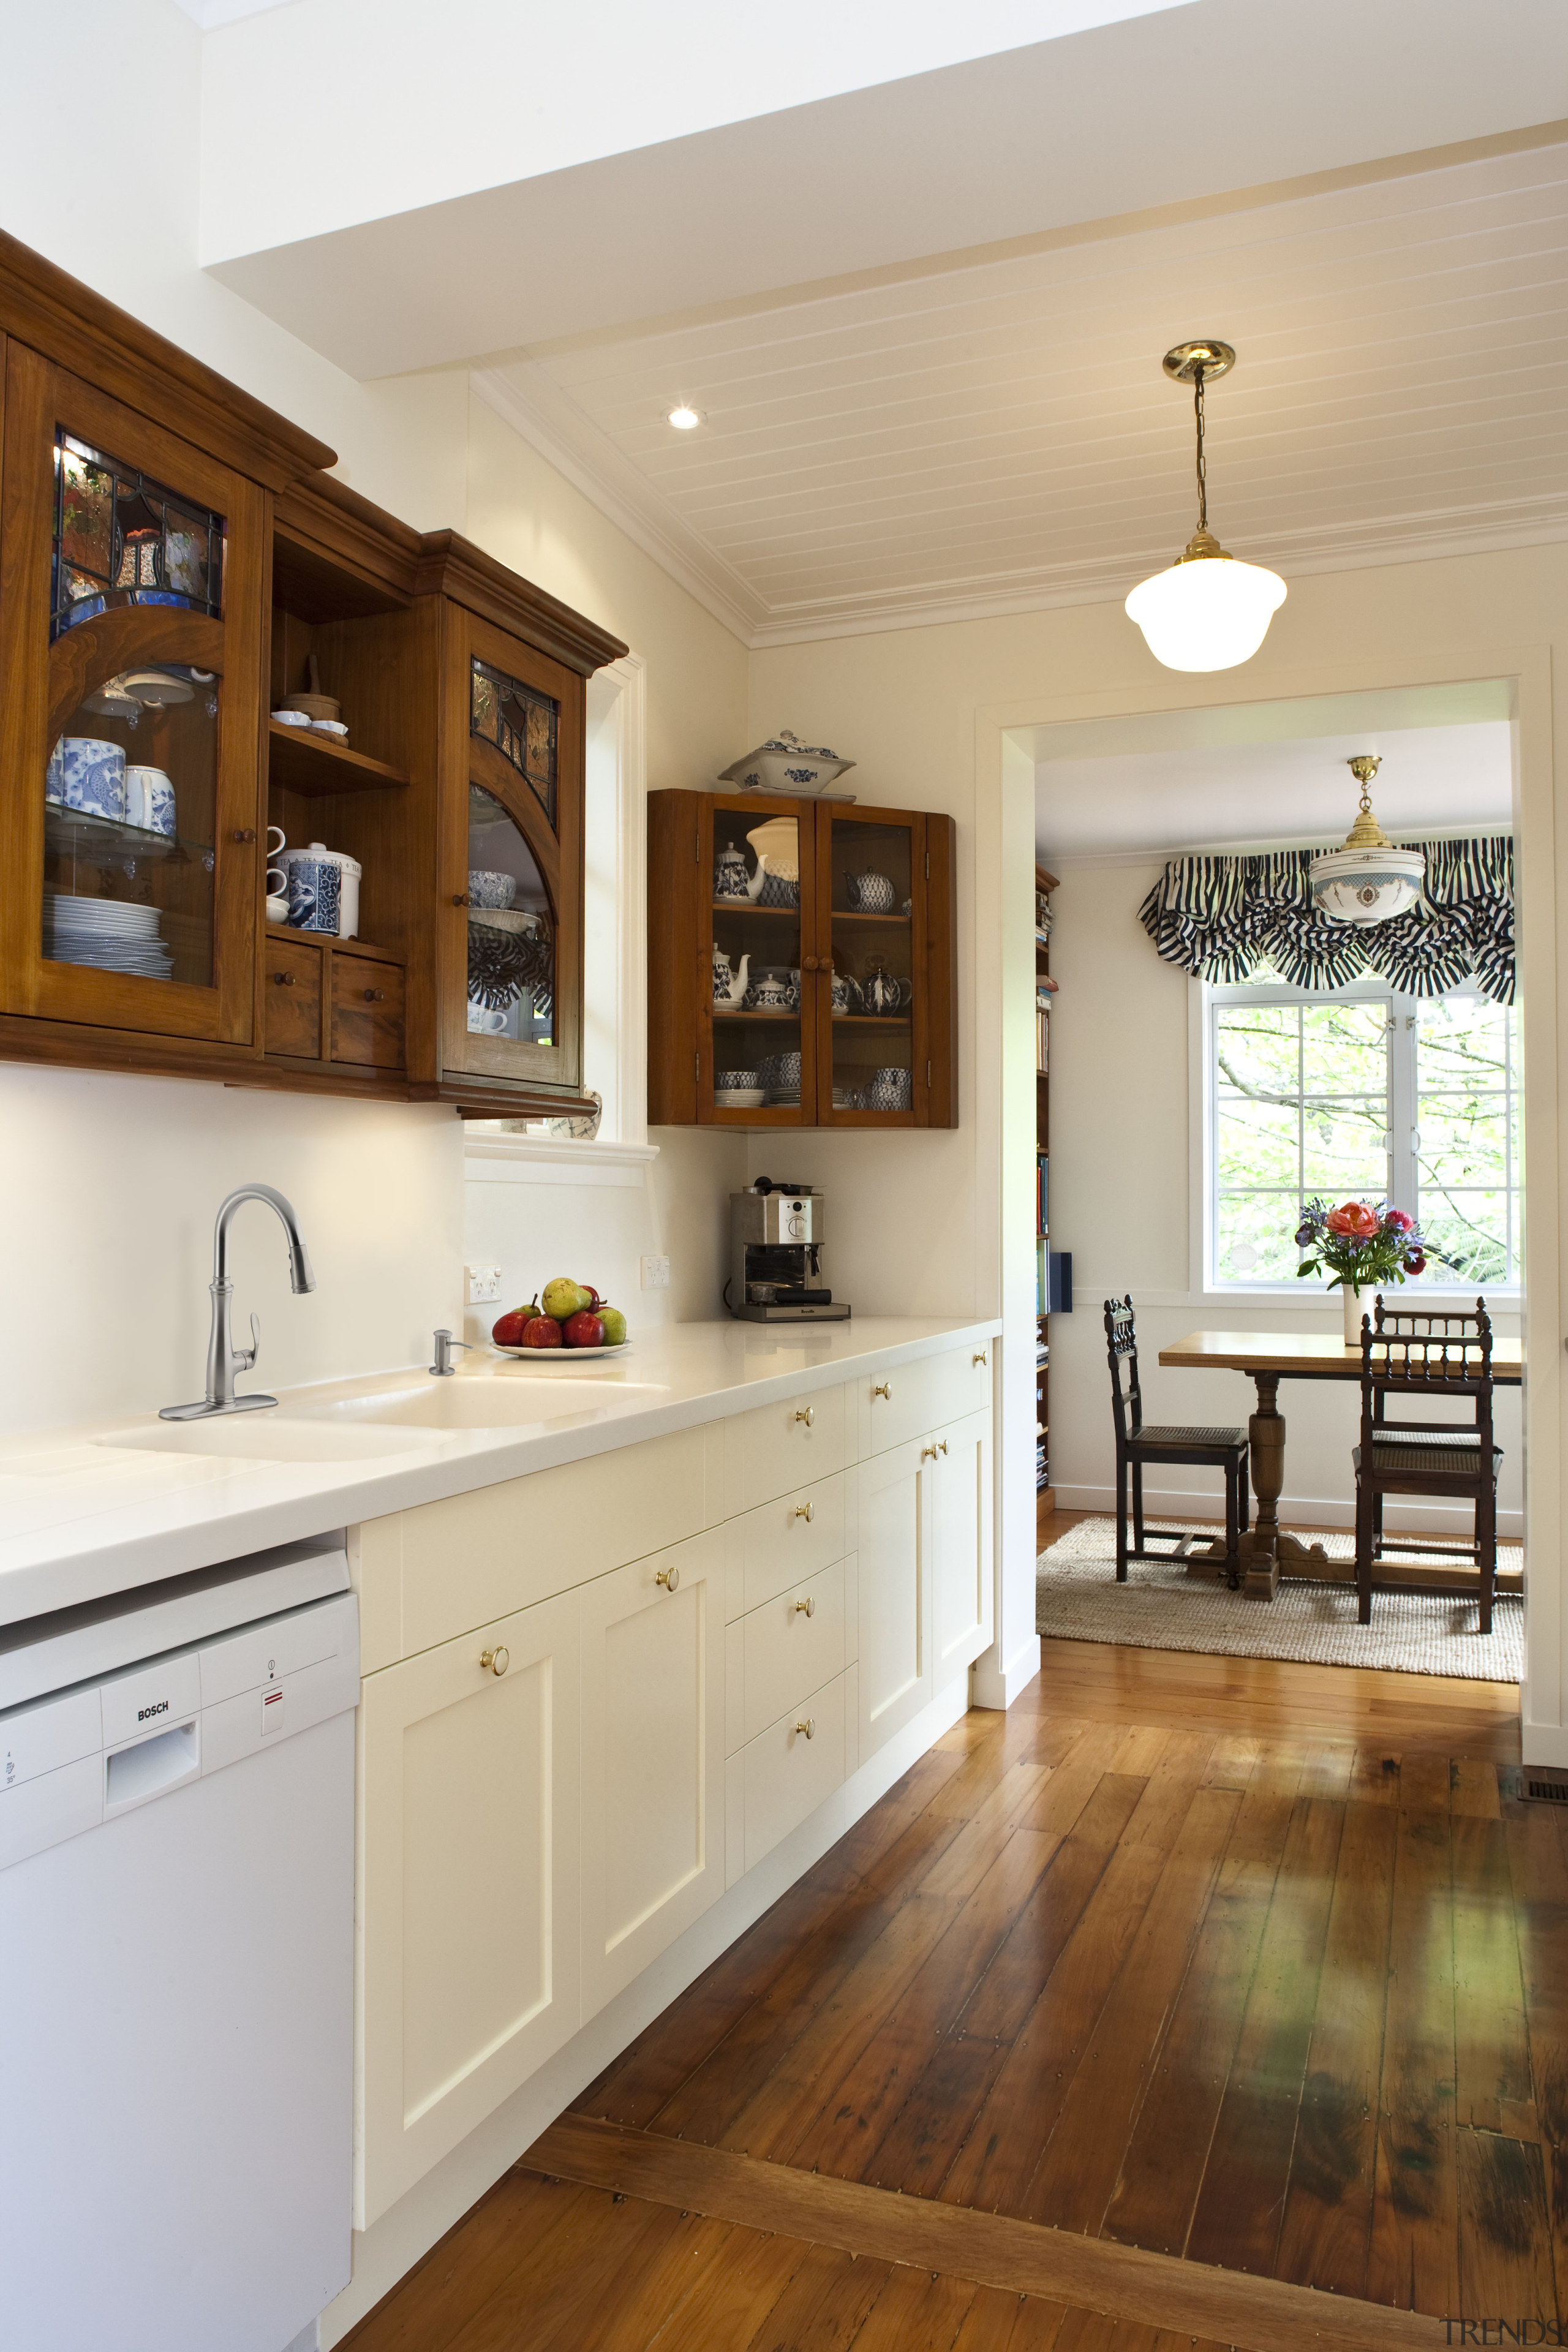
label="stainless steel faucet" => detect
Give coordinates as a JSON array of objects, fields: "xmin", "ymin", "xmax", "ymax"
[
  {"xmin": 160, "ymin": 1185, "xmax": 316, "ymax": 1420},
  {"xmin": 430, "ymin": 1329, "xmax": 473, "ymax": 1377}
]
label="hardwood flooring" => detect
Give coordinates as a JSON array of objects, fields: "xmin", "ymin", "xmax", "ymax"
[{"xmin": 345, "ymin": 1628, "xmax": 1543, "ymax": 2351}]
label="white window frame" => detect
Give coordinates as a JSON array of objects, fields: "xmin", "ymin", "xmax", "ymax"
[{"xmin": 1199, "ymin": 976, "xmax": 1521, "ymax": 1298}]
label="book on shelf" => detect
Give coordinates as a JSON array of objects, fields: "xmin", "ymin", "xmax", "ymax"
[
  {"xmin": 1036, "ymin": 973, "xmax": 1058, "ymax": 995},
  {"xmin": 1036, "ymin": 1004, "xmax": 1049, "ymax": 1074},
  {"xmin": 1036, "ymin": 1151, "xmax": 1048, "ymax": 1237}
]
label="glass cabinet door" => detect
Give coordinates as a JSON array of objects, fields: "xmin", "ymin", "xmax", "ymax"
[
  {"xmin": 0, "ymin": 352, "xmax": 263, "ymax": 1043},
  {"xmin": 447, "ymin": 615, "xmax": 583, "ymax": 1094},
  {"xmin": 816, "ymin": 806, "xmax": 927, "ymax": 1124},
  {"xmin": 705, "ymin": 797, "xmax": 817, "ymax": 1125}
]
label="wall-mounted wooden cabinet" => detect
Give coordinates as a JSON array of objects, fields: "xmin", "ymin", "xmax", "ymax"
[
  {"xmin": 647, "ymin": 790, "xmax": 957, "ymax": 1129},
  {"xmin": 0, "ymin": 228, "xmax": 625, "ymax": 1115}
]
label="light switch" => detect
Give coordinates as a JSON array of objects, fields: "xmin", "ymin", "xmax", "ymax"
[{"xmin": 641, "ymin": 1255, "xmax": 670, "ymax": 1291}]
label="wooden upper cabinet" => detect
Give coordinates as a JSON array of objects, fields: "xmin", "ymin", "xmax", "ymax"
[
  {"xmin": 0, "ymin": 349, "xmax": 266, "ymax": 1045},
  {"xmin": 647, "ymin": 790, "xmax": 957, "ymax": 1129}
]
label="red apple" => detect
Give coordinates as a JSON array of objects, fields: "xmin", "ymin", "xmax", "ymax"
[
  {"xmin": 564, "ymin": 1309, "xmax": 604, "ymax": 1349},
  {"xmin": 492, "ymin": 1300, "xmax": 539, "ymax": 1346},
  {"xmin": 522, "ymin": 1314, "xmax": 563, "ymax": 1349},
  {"xmin": 579, "ymin": 1283, "xmax": 603, "ymax": 1309}
]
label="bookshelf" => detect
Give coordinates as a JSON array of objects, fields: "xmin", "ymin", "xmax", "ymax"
[{"xmin": 1036, "ymin": 864, "xmax": 1058, "ymax": 1515}]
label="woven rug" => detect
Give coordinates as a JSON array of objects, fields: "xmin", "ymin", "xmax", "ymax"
[{"xmin": 1037, "ymin": 1517, "xmax": 1521, "ymax": 1682}]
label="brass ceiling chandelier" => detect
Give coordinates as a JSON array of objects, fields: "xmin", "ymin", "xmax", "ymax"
[
  {"xmin": 1125, "ymin": 341, "xmax": 1287, "ymax": 672},
  {"xmin": 1308, "ymin": 755, "xmax": 1425, "ymax": 925}
]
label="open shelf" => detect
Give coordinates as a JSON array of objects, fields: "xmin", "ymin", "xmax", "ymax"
[
  {"xmin": 711, "ymin": 900, "xmax": 799, "ymax": 918},
  {"xmin": 712, "ymin": 1006, "xmax": 802, "ymax": 1021},
  {"xmin": 832, "ymin": 910, "xmax": 910, "ymax": 925},
  {"xmin": 267, "ymin": 719, "xmax": 410, "ymax": 798}
]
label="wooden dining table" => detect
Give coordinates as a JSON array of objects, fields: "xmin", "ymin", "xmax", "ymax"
[{"xmin": 1157, "ymin": 1329, "xmax": 1524, "ymax": 1601}]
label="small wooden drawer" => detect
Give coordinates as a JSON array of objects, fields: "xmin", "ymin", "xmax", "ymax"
[
  {"xmin": 741, "ymin": 1559, "xmax": 846, "ymax": 1748},
  {"xmin": 741, "ymin": 1669, "xmax": 848, "ymax": 1874},
  {"xmin": 723, "ymin": 1470, "xmax": 849, "ymax": 1621},
  {"xmin": 722, "ymin": 1384, "xmax": 848, "ymax": 1518},
  {"xmin": 859, "ymin": 1344, "xmax": 993, "ymax": 1458},
  {"xmin": 332, "ymin": 954, "xmax": 405, "ymax": 1069},
  {"xmin": 263, "ymin": 937, "xmax": 325, "ymax": 1058}
]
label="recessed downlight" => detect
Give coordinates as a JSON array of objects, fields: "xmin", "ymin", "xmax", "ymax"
[{"xmin": 667, "ymin": 405, "xmax": 703, "ymax": 431}]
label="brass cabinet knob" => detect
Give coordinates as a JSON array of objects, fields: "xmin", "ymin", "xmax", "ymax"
[
  {"xmin": 794, "ymin": 1406, "xmax": 815, "ymax": 1428},
  {"xmin": 922, "ymin": 1442, "xmax": 939, "ymax": 1461},
  {"xmin": 794, "ymin": 1596, "xmax": 815, "ymax": 1618},
  {"xmin": 973, "ymin": 1348, "xmax": 989, "ymax": 1367},
  {"xmin": 656, "ymin": 1564, "xmax": 680, "ymax": 1591},
  {"xmin": 480, "ymin": 1645, "xmax": 510, "ymax": 1676},
  {"xmin": 793, "ymin": 1501, "xmax": 814, "ymax": 1522},
  {"xmin": 794, "ymin": 1717, "xmax": 815, "ymax": 1740},
  {"xmin": 272, "ymin": 971, "xmax": 295, "ymax": 986},
  {"xmin": 873, "ymin": 1382, "xmax": 891, "ymax": 1401},
  {"xmin": 363, "ymin": 989, "xmax": 386, "ymax": 1003},
  {"xmin": 938, "ymin": 1438, "xmax": 948, "ymax": 1455}
]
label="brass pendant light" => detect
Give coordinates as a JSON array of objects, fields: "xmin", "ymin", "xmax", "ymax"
[{"xmin": 1308, "ymin": 756, "xmax": 1426, "ymax": 925}]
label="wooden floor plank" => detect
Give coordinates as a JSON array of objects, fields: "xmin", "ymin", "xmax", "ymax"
[
  {"xmin": 848, "ymin": 2263, "xmax": 978, "ymax": 2351},
  {"xmin": 1504, "ymin": 1803, "xmax": 1568, "ymax": 2315},
  {"xmin": 531, "ymin": 2113, "xmax": 1443, "ymax": 2352},
  {"xmin": 647, "ymin": 2218, "xmax": 810, "ymax": 2351},
  {"xmin": 1455, "ymin": 2125, "xmax": 1559, "ymax": 2323},
  {"xmin": 741, "ymin": 2242, "xmax": 893, "ymax": 2352},
  {"xmin": 1366, "ymin": 1803, "xmax": 1461, "ymax": 2315},
  {"xmin": 335, "ymin": 2171, "xmax": 597, "ymax": 2352},
  {"xmin": 949, "ymin": 2285, "xmax": 1070, "ymax": 2352},
  {"xmin": 1453, "ymin": 1814, "xmax": 1533, "ymax": 2136},
  {"xmin": 1273, "ymin": 1799, "xmax": 1398, "ymax": 2299}
]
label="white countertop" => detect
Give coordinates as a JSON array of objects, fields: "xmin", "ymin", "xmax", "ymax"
[{"xmin": 0, "ymin": 1317, "xmax": 998, "ymax": 1626}]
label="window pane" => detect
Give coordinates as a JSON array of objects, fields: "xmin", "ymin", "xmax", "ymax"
[
  {"xmin": 1216, "ymin": 1194, "xmax": 1305, "ymax": 1283},
  {"xmin": 1418, "ymin": 1098, "xmax": 1509, "ymax": 1187},
  {"xmin": 1421, "ymin": 1193, "xmax": 1509, "ymax": 1287},
  {"xmin": 1415, "ymin": 996, "xmax": 1520, "ymax": 1287},
  {"xmin": 1302, "ymin": 1003, "xmax": 1390, "ymax": 1096},
  {"xmin": 1216, "ymin": 1096, "xmax": 1297, "ymax": 1188},
  {"xmin": 1215, "ymin": 1006, "xmax": 1297, "ymax": 1099},
  {"xmin": 1300, "ymin": 1101, "xmax": 1389, "ymax": 1196}
]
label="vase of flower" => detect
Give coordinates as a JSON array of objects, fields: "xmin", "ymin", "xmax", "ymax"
[{"xmin": 1292, "ymin": 1197, "xmax": 1428, "ymax": 1347}]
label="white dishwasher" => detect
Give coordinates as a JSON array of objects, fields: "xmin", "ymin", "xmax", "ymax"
[{"xmin": 0, "ymin": 1535, "xmax": 360, "ymax": 2352}]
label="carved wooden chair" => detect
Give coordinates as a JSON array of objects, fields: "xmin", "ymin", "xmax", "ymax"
[
  {"xmin": 1354, "ymin": 1296, "xmax": 1503, "ymax": 1630},
  {"xmin": 1104, "ymin": 1297, "xmax": 1250, "ymax": 1586}
]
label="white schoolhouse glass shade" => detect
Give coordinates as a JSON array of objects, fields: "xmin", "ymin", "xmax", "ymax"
[{"xmin": 1125, "ymin": 550, "xmax": 1287, "ymax": 673}]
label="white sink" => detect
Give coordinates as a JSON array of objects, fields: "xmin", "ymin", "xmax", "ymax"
[
  {"xmin": 284, "ymin": 1376, "xmax": 669, "ymax": 1432},
  {"xmin": 99, "ymin": 1419, "xmax": 434, "ymax": 1463}
]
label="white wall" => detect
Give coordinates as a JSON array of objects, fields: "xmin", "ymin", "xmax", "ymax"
[{"xmin": 1041, "ymin": 858, "xmax": 1523, "ymax": 1534}]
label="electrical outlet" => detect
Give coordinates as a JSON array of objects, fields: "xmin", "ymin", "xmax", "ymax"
[
  {"xmin": 465, "ymin": 1263, "xmax": 502, "ymax": 1305},
  {"xmin": 640, "ymin": 1254, "xmax": 670, "ymax": 1291}
]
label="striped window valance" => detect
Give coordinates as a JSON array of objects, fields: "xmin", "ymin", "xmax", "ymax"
[{"xmin": 1137, "ymin": 835, "xmax": 1514, "ymax": 1003}]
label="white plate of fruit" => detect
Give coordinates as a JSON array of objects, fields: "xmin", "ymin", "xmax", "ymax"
[{"xmin": 490, "ymin": 1278, "xmax": 630, "ymax": 1366}]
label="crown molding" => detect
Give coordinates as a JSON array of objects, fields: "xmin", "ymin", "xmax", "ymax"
[
  {"xmin": 471, "ymin": 367, "xmax": 764, "ymax": 648},
  {"xmin": 1043, "ymin": 821, "xmax": 1513, "ymax": 872}
]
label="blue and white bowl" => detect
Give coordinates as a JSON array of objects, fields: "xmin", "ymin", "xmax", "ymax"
[
  {"xmin": 718, "ymin": 732, "xmax": 856, "ymax": 797},
  {"xmin": 46, "ymin": 736, "xmax": 126, "ymax": 822},
  {"xmin": 468, "ymin": 869, "xmax": 516, "ymax": 910},
  {"xmin": 716, "ymin": 1068, "xmax": 760, "ymax": 1091},
  {"xmin": 867, "ymin": 1065, "xmax": 913, "ymax": 1110},
  {"xmin": 124, "ymin": 766, "xmax": 176, "ymax": 836}
]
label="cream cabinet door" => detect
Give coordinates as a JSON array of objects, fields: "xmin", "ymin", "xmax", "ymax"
[
  {"xmin": 579, "ymin": 1529, "xmax": 725, "ymax": 2015},
  {"xmin": 356, "ymin": 1589, "xmax": 581, "ymax": 2228},
  {"xmin": 856, "ymin": 1435, "xmax": 931, "ymax": 1760},
  {"xmin": 932, "ymin": 1408, "xmax": 994, "ymax": 1687}
]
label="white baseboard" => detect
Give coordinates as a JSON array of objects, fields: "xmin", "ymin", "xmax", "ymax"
[
  {"xmin": 1051, "ymin": 1482, "xmax": 1523, "ymax": 1544},
  {"xmin": 1521, "ymin": 1719, "xmax": 1568, "ymax": 1769},
  {"xmin": 971, "ymin": 1634, "xmax": 1043, "ymax": 1710},
  {"xmin": 318, "ymin": 1676, "xmax": 970, "ymax": 2348}
]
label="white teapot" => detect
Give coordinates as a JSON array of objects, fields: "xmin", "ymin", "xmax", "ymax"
[{"xmin": 712, "ymin": 946, "xmax": 751, "ymax": 1006}]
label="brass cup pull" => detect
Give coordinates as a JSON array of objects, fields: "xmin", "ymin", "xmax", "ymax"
[
  {"xmin": 794, "ymin": 1717, "xmax": 815, "ymax": 1740},
  {"xmin": 794, "ymin": 1596, "xmax": 815, "ymax": 1618},
  {"xmin": 872, "ymin": 1382, "xmax": 891, "ymax": 1400},
  {"xmin": 363, "ymin": 989, "xmax": 386, "ymax": 1003},
  {"xmin": 480, "ymin": 1645, "xmax": 510, "ymax": 1676},
  {"xmin": 973, "ymin": 1348, "xmax": 989, "ymax": 1367},
  {"xmin": 272, "ymin": 971, "xmax": 296, "ymax": 986},
  {"xmin": 793, "ymin": 1501, "xmax": 814, "ymax": 1522},
  {"xmin": 794, "ymin": 1407, "xmax": 815, "ymax": 1427},
  {"xmin": 656, "ymin": 1564, "xmax": 680, "ymax": 1591}
]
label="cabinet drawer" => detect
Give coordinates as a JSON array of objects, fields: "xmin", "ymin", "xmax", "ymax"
[
  {"xmin": 725, "ymin": 1469, "xmax": 848, "ymax": 1620},
  {"xmin": 332, "ymin": 953, "xmax": 405, "ymax": 1069},
  {"xmin": 741, "ymin": 1559, "xmax": 846, "ymax": 1747},
  {"xmin": 723, "ymin": 1383, "xmax": 847, "ymax": 1517},
  {"xmin": 742, "ymin": 1670, "xmax": 848, "ymax": 1875},
  {"xmin": 263, "ymin": 936, "xmax": 323, "ymax": 1057},
  {"xmin": 859, "ymin": 1344, "xmax": 992, "ymax": 1457}
]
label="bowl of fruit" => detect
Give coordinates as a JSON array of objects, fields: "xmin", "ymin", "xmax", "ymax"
[{"xmin": 491, "ymin": 1278, "xmax": 629, "ymax": 1366}]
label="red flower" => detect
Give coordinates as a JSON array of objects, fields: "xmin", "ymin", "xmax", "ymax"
[
  {"xmin": 1385, "ymin": 1208, "xmax": 1413, "ymax": 1232},
  {"xmin": 1404, "ymin": 1251, "xmax": 1427, "ymax": 1275},
  {"xmin": 1326, "ymin": 1202, "xmax": 1379, "ymax": 1238}
]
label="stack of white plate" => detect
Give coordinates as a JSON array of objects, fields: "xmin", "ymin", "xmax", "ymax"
[{"xmin": 45, "ymin": 894, "xmax": 175, "ymax": 978}]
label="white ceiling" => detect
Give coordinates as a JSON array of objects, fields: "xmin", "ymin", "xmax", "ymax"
[
  {"xmin": 1035, "ymin": 696, "xmax": 1513, "ymax": 864},
  {"xmin": 480, "ymin": 135, "xmax": 1568, "ymax": 644}
]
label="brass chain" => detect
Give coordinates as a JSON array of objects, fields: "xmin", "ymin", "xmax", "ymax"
[{"xmin": 1193, "ymin": 364, "xmax": 1207, "ymax": 533}]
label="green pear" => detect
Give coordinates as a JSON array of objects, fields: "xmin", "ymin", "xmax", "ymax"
[
  {"xmin": 541, "ymin": 1275, "xmax": 587, "ymax": 1320},
  {"xmin": 598, "ymin": 1306, "xmax": 627, "ymax": 1346}
]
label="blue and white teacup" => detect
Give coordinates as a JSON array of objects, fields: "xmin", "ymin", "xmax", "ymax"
[
  {"xmin": 124, "ymin": 766, "xmax": 176, "ymax": 835},
  {"xmin": 46, "ymin": 736, "xmax": 126, "ymax": 821},
  {"xmin": 868, "ymin": 1065, "xmax": 913, "ymax": 1110},
  {"xmin": 280, "ymin": 846, "xmax": 342, "ymax": 935}
]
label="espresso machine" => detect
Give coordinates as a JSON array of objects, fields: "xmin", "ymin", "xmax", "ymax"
[{"xmin": 728, "ymin": 1180, "xmax": 851, "ymax": 1322}]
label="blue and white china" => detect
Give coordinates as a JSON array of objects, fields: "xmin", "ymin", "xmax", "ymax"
[
  {"xmin": 124, "ymin": 766, "xmax": 176, "ymax": 835},
  {"xmin": 715, "ymin": 1068, "xmax": 760, "ymax": 1091},
  {"xmin": 861, "ymin": 964, "xmax": 911, "ymax": 1015},
  {"xmin": 718, "ymin": 730, "xmax": 857, "ymax": 799},
  {"xmin": 868, "ymin": 1065, "xmax": 913, "ymax": 1110},
  {"xmin": 901, "ymin": 898, "xmax": 913, "ymax": 918},
  {"xmin": 773, "ymin": 1050, "xmax": 802, "ymax": 1087},
  {"xmin": 468, "ymin": 869, "xmax": 516, "ymax": 910},
  {"xmin": 45, "ymin": 736, "xmax": 126, "ymax": 822},
  {"xmin": 829, "ymin": 965, "xmax": 861, "ymax": 1016},
  {"xmin": 832, "ymin": 1085, "xmax": 863, "ymax": 1110},
  {"xmin": 788, "ymin": 967, "xmax": 802, "ymax": 1009},
  {"xmin": 845, "ymin": 869, "xmax": 896, "ymax": 913},
  {"xmin": 758, "ymin": 864, "xmax": 800, "ymax": 907},
  {"xmin": 714, "ymin": 844, "xmax": 752, "ymax": 900},
  {"xmin": 750, "ymin": 965, "xmax": 794, "ymax": 1009},
  {"xmin": 467, "ymin": 1000, "xmax": 508, "ymax": 1035},
  {"xmin": 712, "ymin": 947, "xmax": 751, "ymax": 1006},
  {"xmin": 280, "ymin": 843, "xmax": 341, "ymax": 935}
]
